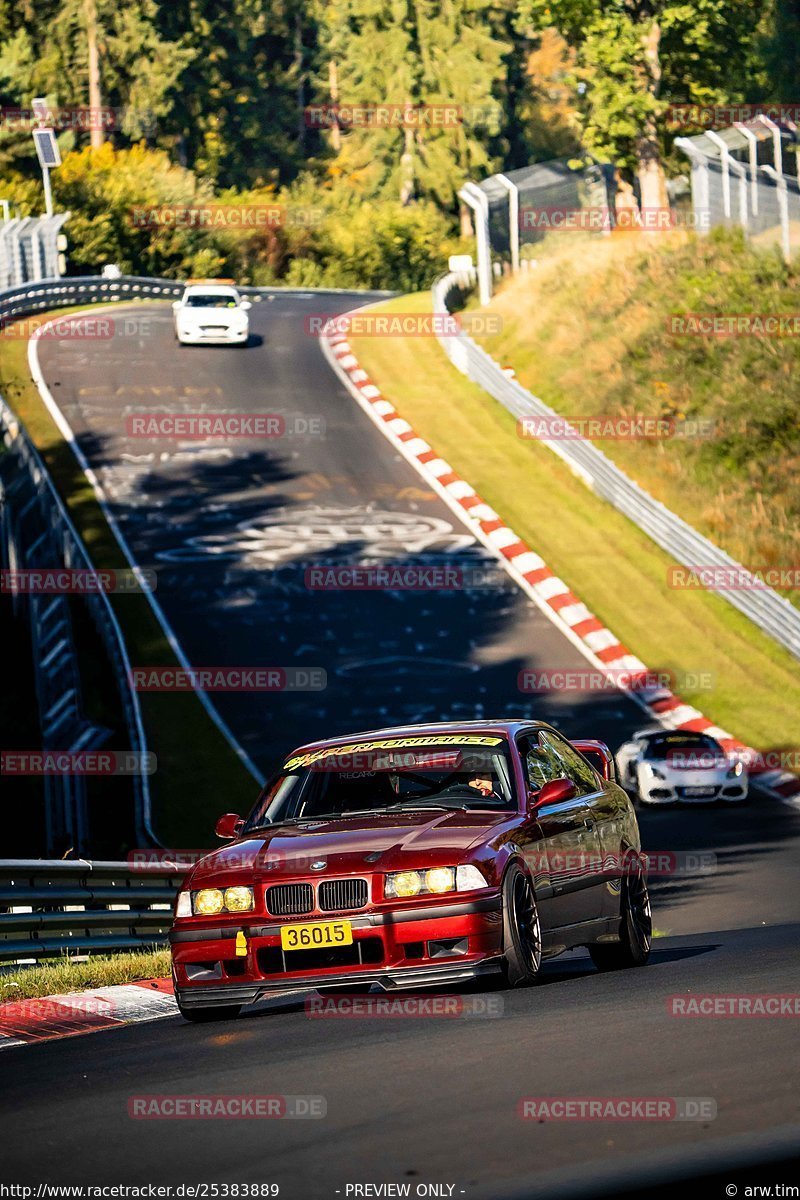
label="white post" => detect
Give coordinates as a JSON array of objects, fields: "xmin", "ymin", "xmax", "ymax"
[
  {"xmin": 762, "ymin": 165, "xmax": 790, "ymax": 263},
  {"xmin": 705, "ymin": 131, "xmax": 731, "ymax": 219},
  {"xmin": 496, "ymin": 174, "xmax": 520, "ymax": 273},
  {"xmin": 674, "ymin": 138, "xmax": 711, "ymax": 233},
  {"xmin": 734, "ymin": 123, "xmax": 759, "ymax": 216},
  {"xmin": 42, "ymin": 167, "xmax": 54, "ymax": 218},
  {"xmin": 728, "ymin": 158, "xmax": 749, "ymax": 231},
  {"xmin": 459, "ymin": 183, "xmax": 492, "ymax": 306},
  {"xmin": 758, "ymin": 115, "xmax": 783, "ymax": 177}
]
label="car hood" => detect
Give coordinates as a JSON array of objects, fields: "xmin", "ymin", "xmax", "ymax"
[{"xmin": 189, "ymin": 809, "xmax": 514, "ymax": 884}]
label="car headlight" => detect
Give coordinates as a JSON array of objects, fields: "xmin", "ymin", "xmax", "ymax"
[
  {"xmin": 193, "ymin": 888, "xmax": 224, "ymax": 915},
  {"xmin": 386, "ymin": 870, "xmax": 423, "ymax": 898},
  {"xmin": 191, "ymin": 885, "xmax": 254, "ymax": 915},
  {"xmin": 175, "ymin": 890, "xmax": 192, "ymax": 918},
  {"xmin": 224, "ymin": 885, "xmax": 254, "ymax": 912},
  {"xmin": 385, "ymin": 865, "xmax": 488, "ymax": 899},
  {"xmin": 648, "ymin": 766, "xmax": 666, "ymax": 780},
  {"xmin": 426, "ymin": 867, "xmax": 456, "ymax": 894},
  {"xmin": 726, "ymin": 762, "xmax": 744, "ymax": 779}
]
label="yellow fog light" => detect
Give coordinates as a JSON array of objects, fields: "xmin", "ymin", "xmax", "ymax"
[
  {"xmin": 391, "ymin": 871, "xmax": 422, "ymax": 898},
  {"xmin": 224, "ymin": 885, "xmax": 254, "ymax": 912},
  {"xmin": 193, "ymin": 888, "xmax": 224, "ymax": 915},
  {"xmin": 425, "ymin": 867, "xmax": 455, "ymax": 894}
]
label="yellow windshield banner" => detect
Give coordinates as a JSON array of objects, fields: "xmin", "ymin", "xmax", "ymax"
[{"xmin": 284, "ymin": 734, "xmax": 504, "ymax": 771}]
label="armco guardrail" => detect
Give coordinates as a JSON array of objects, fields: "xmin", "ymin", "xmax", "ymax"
[
  {"xmin": 0, "ymin": 396, "xmax": 155, "ymax": 853},
  {"xmin": 0, "ymin": 859, "xmax": 187, "ymax": 961},
  {"xmin": 433, "ymin": 271, "xmax": 800, "ymax": 661},
  {"xmin": 0, "ymin": 274, "xmax": 395, "ymax": 325},
  {"xmin": 0, "ymin": 275, "xmax": 194, "ymax": 856},
  {"xmin": 0, "ymin": 274, "xmax": 184, "ymax": 323}
]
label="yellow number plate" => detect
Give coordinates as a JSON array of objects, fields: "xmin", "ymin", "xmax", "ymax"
[{"xmin": 280, "ymin": 919, "xmax": 353, "ymax": 951}]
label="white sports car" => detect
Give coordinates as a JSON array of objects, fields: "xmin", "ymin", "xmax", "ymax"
[
  {"xmin": 172, "ymin": 283, "xmax": 251, "ymax": 346},
  {"xmin": 616, "ymin": 729, "xmax": 748, "ymax": 805}
]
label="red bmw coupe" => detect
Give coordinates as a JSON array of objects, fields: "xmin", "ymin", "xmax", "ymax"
[{"xmin": 170, "ymin": 721, "xmax": 651, "ymax": 1020}]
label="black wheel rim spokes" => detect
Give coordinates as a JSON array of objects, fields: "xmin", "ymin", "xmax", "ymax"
[
  {"xmin": 514, "ymin": 875, "xmax": 541, "ymax": 970},
  {"xmin": 628, "ymin": 859, "xmax": 652, "ymax": 951}
]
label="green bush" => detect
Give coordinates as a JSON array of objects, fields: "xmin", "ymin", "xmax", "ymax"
[{"xmin": 4, "ymin": 146, "xmax": 461, "ymax": 290}]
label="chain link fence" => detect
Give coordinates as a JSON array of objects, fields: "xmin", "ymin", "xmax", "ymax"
[
  {"xmin": 676, "ymin": 118, "xmax": 800, "ymax": 259},
  {"xmin": 0, "ymin": 213, "xmax": 70, "ymax": 288}
]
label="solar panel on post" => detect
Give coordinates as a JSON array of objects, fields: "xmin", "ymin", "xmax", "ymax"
[{"xmin": 33, "ymin": 128, "xmax": 61, "ymax": 169}]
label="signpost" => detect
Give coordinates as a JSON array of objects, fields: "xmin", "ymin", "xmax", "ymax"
[{"xmin": 31, "ymin": 98, "xmax": 62, "ymax": 217}]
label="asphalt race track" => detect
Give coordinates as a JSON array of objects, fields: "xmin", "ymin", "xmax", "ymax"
[
  {"xmin": 32, "ymin": 294, "xmax": 647, "ymax": 770},
  {"xmin": 4, "ymin": 294, "xmax": 799, "ymax": 1195}
]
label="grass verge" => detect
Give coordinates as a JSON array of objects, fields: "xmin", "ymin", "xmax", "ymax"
[
  {"xmin": 0, "ymin": 304, "xmax": 257, "ymax": 847},
  {"xmin": 0, "ymin": 949, "xmax": 171, "ymax": 1003},
  {"xmin": 347, "ymin": 291, "xmax": 800, "ymax": 755}
]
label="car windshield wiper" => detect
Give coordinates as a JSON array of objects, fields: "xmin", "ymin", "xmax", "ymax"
[
  {"xmin": 385, "ymin": 802, "xmax": 454, "ymax": 812},
  {"xmin": 288, "ymin": 804, "xmax": 455, "ymax": 819},
  {"xmin": 244, "ymin": 817, "xmax": 308, "ymax": 832}
]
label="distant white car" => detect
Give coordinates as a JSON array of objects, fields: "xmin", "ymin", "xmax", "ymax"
[
  {"xmin": 172, "ymin": 283, "xmax": 251, "ymax": 346},
  {"xmin": 616, "ymin": 729, "xmax": 748, "ymax": 805}
]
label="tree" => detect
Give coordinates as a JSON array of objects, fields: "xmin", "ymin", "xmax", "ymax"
[
  {"xmin": 515, "ymin": 0, "xmax": 762, "ymax": 208},
  {"xmin": 315, "ymin": 0, "xmax": 508, "ymax": 211},
  {"xmin": 157, "ymin": 0, "xmax": 308, "ymax": 187},
  {"xmin": 0, "ymin": 0, "xmax": 189, "ymax": 168},
  {"xmin": 754, "ymin": 0, "xmax": 800, "ymax": 102}
]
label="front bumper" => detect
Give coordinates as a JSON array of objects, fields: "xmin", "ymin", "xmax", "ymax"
[
  {"xmin": 175, "ymin": 959, "xmax": 502, "ymax": 1009},
  {"xmin": 639, "ymin": 779, "xmax": 749, "ymax": 804},
  {"xmin": 171, "ymin": 893, "xmax": 503, "ymax": 1006},
  {"xmin": 176, "ymin": 324, "xmax": 248, "ymax": 344}
]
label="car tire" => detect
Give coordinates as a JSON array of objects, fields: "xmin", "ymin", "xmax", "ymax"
[
  {"xmin": 589, "ymin": 851, "xmax": 651, "ymax": 971},
  {"xmin": 176, "ymin": 998, "xmax": 242, "ymax": 1023},
  {"xmin": 500, "ymin": 865, "xmax": 542, "ymax": 987}
]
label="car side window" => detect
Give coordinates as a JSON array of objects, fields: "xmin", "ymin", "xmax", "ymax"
[
  {"xmin": 518, "ymin": 734, "xmax": 566, "ymax": 793},
  {"xmin": 542, "ymin": 731, "xmax": 602, "ymax": 797}
]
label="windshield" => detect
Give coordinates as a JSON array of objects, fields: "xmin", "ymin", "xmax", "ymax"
[
  {"xmin": 643, "ymin": 733, "xmax": 721, "ymax": 762},
  {"xmin": 244, "ymin": 737, "xmax": 517, "ymax": 829},
  {"xmin": 185, "ymin": 293, "xmax": 239, "ymax": 308}
]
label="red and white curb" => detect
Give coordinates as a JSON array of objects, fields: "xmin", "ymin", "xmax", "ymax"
[
  {"xmin": 0, "ymin": 977, "xmax": 177, "ymax": 1050},
  {"xmin": 321, "ymin": 327, "xmax": 800, "ymax": 809}
]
